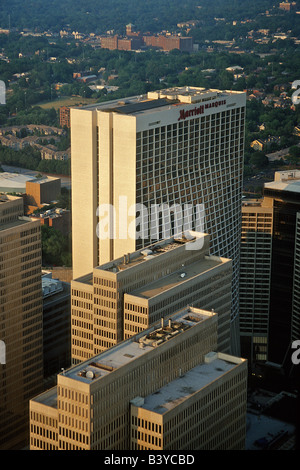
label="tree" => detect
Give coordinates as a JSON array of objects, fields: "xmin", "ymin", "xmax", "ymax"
[
  {"xmin": 289, "ymin": 145, "xmax": 300, "ymax": 159},
  {"xmin": 249, "ymin": 151, "xmax": 268, "ymax": 168},
  {"xmin": 41, "ymin": 225, "xmax": 71, "ymax": 267}
]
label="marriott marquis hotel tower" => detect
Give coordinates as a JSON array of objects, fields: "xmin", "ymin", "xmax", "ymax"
[{"xmin": 71, "ymin": 86, "xmax": 246, "ymax": 354}]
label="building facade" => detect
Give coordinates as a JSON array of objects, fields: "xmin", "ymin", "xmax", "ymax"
[
  {"xmin": 264, "ymin": 171, "xmax": 300, "ymax": 366},
  {"xmin": 292, "ymin": 212, "xmax": 300, "ymax": 348},
  {"xmin": 142, "ymin": 35, "xmax": 194, "ymax": 52},
  {"xmin": 29, "ymin": 306, "xmax": 247, "ymax": 450},
  {"xmin": 0, "ymin": 195, "xmax": 43, "ymax": 450},
  {"xmin": 42, "ymin": 274, "xmax": 71, "ymax": 378},
  {"xmin": 59, "ymin": 106, "xmax": 71, "ymax": 128},
  {"xmin": 0, "ymin": 193, "xmax": 23, "ymax": 224},
  {"xmin": 71, "ymin": 232, "xmax": 232, "ymax": 363},
  {"xmin": 130, "ymin": 351, "xmax": 247, "ymax": 450},
  {"xmin": 71, "ymin": 86, "xmax": 246, "ymax": 354},
  {"xmin": 98, "ymin": 28, "xmax": 193, "ymax": 52},
  {"xmin": 240, "ymin": 170, "xmax": 300, "ymax": 372},
  {"xmin": 25, "ymin": 176, "xmax": 61, "ymax": 210},
  {"xmin": 240, "ymin": 198, "xmax": 274, "ymax": 365}
]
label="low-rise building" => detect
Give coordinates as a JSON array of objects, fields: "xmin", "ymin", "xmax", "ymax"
[
  {"xmin": 31, "ymin": 208, "xmax": 71, "ymax": 235},
  {"xmin": 25, "ymin": 176, "xmax": 61, "ymax": 211},
  {"xmin": 39, "ymin": 145, "xmax": 70, "ymax": 161},
  {"xmin": 59, "ymin": 106, "xmax": 71, "ymax": 128}
]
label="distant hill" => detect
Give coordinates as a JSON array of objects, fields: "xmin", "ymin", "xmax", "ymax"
[{"xmin": 0, "ymin": 0, "xmax": 277, "ymax": 35}]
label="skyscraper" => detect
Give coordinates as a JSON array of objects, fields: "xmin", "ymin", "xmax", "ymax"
[
  {"xmin": 240, "ymin": 170, "xmax": 300, "ymax": 372},
  {"xmin": 71, "ymin": 86, "xmax": 246, "ymax": 354},
  {"xmin": 0, "ymin": 194, "xmax": 43, "ymax": 450},
  {"xmin": 240, "ymin": 198, "xmax": 273, "ymax": 365},
  {"xmin": 264, "ymin": 171, "xmax": 300, "ymax": 365}
]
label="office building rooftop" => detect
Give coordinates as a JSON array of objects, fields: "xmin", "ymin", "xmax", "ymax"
[
  {"xmin": 42, "ymin": 277, "xmax": 63, "ymax": 299},
  {"xmin": 61, "ymin": 307, "xmax": 215, "ymax": 384},
  {"xmin": 32, "ymin": 387, "xmax": 58, "ymax": 409},
  {"xmin": 0, "ymin": 215, "xmax": 35, "ymax": 232},
  {"xmin": 130, "ymin": 255, "xmax": 229, "ymax": 300},
  {"xmin": 95, "ymin": 232, "xmax": 206, "ymax": 274},
  {"xmin": 264, "ymin": 170, "xmax": 300, "ymax": 194},
  {"xmin": 0, "ymin": 172, "xmax": 35, "ymax": 192},
  {"xmin": 80, "ymin": 86, "xmax": 244, "ymax": 114},
  {"xmin": 131, "ymin": 352, "xmax": 245, "ymax": 414},
  {"xmin": 0, "ymin": 193, "xmax": 22, "ymax": 204}
]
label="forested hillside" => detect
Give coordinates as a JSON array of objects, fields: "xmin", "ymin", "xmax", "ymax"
[{"xmin": 0, "ymin": 0, "xmax": 276, "ymax": 34}]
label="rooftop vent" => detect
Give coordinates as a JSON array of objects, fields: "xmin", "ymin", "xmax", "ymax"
[
  {"xmin": 86, "ymin": 370, "xmax": 95, "ymax": 379},
  {"xmin": 141, "ymin": 249, "xmax": 153, "ymax": 256}
]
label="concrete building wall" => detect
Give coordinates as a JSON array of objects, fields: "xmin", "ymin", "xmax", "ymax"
[
  {"xmin": 71, "ymin": 87, "xmax": 246, "ymax": 356},
  {"xmin": 71, "ymin": 109, "xmax": 98, "ymax": 277},
  {"xmin": 123, "ymin": 254, "xmax": 232, "ymax": 353},
  {"xmin": 71, "ymin": 234, "xmax": 216, "ymax": 360},
  {"xmin": 25, "ymin": 177, "xmax": 61, "ymax": 207},
  {"xmin": 0, "ymin": 214, "xmax": 43, "ymax": 449},
  {"xmin": 0, "ymin": 193, "xmax": 24, "ymax": 224},
  {"xmin": 30, "ymin": 389, "xmax": 59, "ymax": 451},
  {"xmin": 112, "ymin": 113, "xmax": 137, "ymax": 260},
  {"xmin": 130, "ymin": 352, "xmax": 248, "ymax": 450},
  {"xmin": 29, "ymin": 307, "xmax": 220, "ymax": 450},
  {"xmin": 71, "ymin": 276, "xmax": 94, "ymax": 364}
]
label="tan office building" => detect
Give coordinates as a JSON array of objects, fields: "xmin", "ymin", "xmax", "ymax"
[
  {"xmin": 71, "ymin": 232, "xmax": 232, "ymax": 363},
  {"xmin": 0, "ymin": 194, "xmax": 43, "ymax": 450},
  {"xmin": 25, "ymin": 176, "xmax": 61, "ymax": 212},
  {"xmin": 0, "ymin": 193, "xmax": 24, "ymax": 224},
  {"xmin": 29, "ymin": 306, "xmax": 247, "ymax": 450},
  {"xmin": 71, "ymin": 86, "xmax": 246, "ymax": 355},
  {"xmin": 130, "ymin": 351, "xmax": 247, "ymax": 450}
]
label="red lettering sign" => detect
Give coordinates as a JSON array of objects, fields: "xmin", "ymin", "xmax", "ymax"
[{"xmin": 178, "ymin": 99, "xmax": 226, "ymax": 121}]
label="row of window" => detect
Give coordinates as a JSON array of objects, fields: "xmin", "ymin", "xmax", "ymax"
[
  {"xmin": 71, "ymin": 289, "xmax": 93, "ymax": 300},
  {"xmin": 94, "ymin": 277, "xmax": 117, "ymax": 288},
  {"xmin": 131, "ymin": 430, "xmax": 162, "ymax": 449}
]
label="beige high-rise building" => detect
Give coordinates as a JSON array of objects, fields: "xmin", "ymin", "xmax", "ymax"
[
  {"xmin": 29, "ymin": 306, "xmax": 247, "ymax": 450},
  {"xmin": 71, "ymin": 232, "xmax": 233, "ymax": 363},
  {"xmin": 71, "ymin": 86, "xmax": 246, "ymax": 355},
  {"xmin": 130, "ymin": 351, "xmax": 247, "ymax": 450},
  {"xmin": 0, "ymin": 194, "xmax": 43, "ymax": 450}
]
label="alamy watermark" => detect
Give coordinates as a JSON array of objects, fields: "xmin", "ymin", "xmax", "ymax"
[
  {"xmin": 0, "ymin": 340, "xmax": 5, "ymax": 364},
  {"xmin": 96, "ymin": 198, "xmax": 206, "ymax": 251},
  {"xmin": 291, "ymin": 340, "xmax": 300, "ymax": 365},
  {"xmin": 292, "ymin": 80, "xmax": 300, "ymax": 105},
  {"xmin": 0, "ymin": 80, "xmax": 6, "ymax": 105}
]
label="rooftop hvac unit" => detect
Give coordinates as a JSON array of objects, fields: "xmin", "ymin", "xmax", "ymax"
[{"xmin": 86, "ymin": 370, "xmax": 96, "ymax": 379}]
